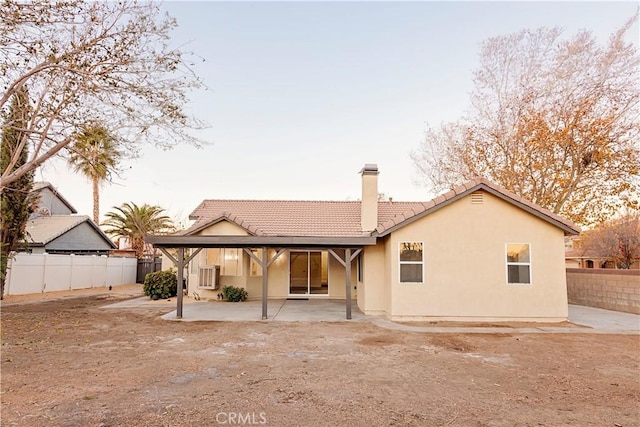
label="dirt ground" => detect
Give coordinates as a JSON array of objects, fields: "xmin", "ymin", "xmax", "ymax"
[{"xmin": 1, "ymin": 293, "xmax": 639, "ymax": 427}]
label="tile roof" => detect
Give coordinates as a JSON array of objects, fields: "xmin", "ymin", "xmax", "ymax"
[
  {"xmin": 565, "ymin": 248, "xmax": 606, "ymax": 258},
  {"xmin": 185, "ymin": 200, "xmax": 425, "ymax": 237},
  {"xmin": 26, "ymin": 215, "xmax": 88, "ymax": 244},
  {"xmin": 26, "ymin": 215, "xmax": 116, "ymax": 247},
  {"xmin": 184, "ymin": 178, "xmax": 580, "ymax": 238}
]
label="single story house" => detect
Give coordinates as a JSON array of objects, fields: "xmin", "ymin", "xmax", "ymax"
[
  {"xmin": 24, "ymin": 182, "xmax": 116, "ymax": 255},
  {"xmin": 149, "ymin": 164, "xmax": 580, "ymax": 322},
  {"xmin": 565, "ymin": 249, "xmax": 639, "ymax": 270}
]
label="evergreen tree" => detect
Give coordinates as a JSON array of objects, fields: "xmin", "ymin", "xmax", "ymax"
[
  {"xmin": 1, "ymin": 87, "xmax": 35, "ymax": 299},
  {"xmin": 102, "ymin": 202, "xmax": 174, "ymax": 259}
]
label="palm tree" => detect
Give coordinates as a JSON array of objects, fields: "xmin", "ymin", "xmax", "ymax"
[
  {"xmin": 68, "ymin": 124, "xmax": 121, "ymax": 223},
  {"xmin": 102, "ymin": 202, "xmax": 174, "ymax": 258}
]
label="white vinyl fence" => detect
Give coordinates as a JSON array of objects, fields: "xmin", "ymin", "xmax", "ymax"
[{"xmin": 5, "ymin": 253, "xmax": 137, "ymax": 296}]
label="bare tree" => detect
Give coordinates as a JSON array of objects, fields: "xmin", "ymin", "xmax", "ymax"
[
  {"xmin": 578, "ymin": 210, "xmax": 640, "ymax": 269},
  {"xmin": 411, "ymin": 15, "xmax": 640, "ymax": 226},
  {"xmin": 0, "ymin": 0, "xmax": 207, "ymax": 192}
]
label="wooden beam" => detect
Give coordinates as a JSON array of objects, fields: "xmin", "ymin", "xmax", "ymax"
[
  {"xmin": 243, "ymin": 247, "xmax": 261, "ymax": 264},
  {"xmin": 159, "ymin": 247, "xmax": 202, "ymax": 267},
  {"xmin": 267, "ymin": 248, "xmax": 286, "ymax": 267},
  {"xmin": 350, "ymin": 248, "xmax": 362, "ymax": 263},
  {"xmin": 176, "ymin": 248, "xmax": 184, "ymax": 319},
  {"xmin": 184, "ymin": 247, "xmax": 203, "ymax": 264},
  {"xmin": 262, "ymin": 246, "xmax": 268, "ymax": 320},
  {"xmin": 345, "ymin": 248, "xmax": 352, "ymax": 320},
  {"xmin": 328, "ymin": 248, "xmax": 346, "ymax": 267},
  {"xmin": 147, "ymin": 235, "xmax": 376, "ymax": 248},
  {"xmin": 159, "ymin": 247, "xmax": 177, "ymax": 265}
]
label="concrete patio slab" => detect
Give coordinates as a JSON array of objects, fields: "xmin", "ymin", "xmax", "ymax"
[
  {"xmin": 270, "ymin": 299, "xmax": 367, "ymax": 322},
  {"xmin": 568, "ymin": 304, "xmax": 640, "ymax": 333},
  {"xmin": 156, "ymin": 299, "xmax": 366, "ymax": 322}
]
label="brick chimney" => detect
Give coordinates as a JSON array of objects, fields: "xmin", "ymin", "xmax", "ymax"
[{"xmin": 360, "ymin": 163, "xmax": 379, "ymax": 232}]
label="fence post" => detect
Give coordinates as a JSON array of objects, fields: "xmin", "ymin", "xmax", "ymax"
[
  {"xmin": 41, "ymin": 253, "xmax": 47, "ymax": 293},
  {"xmin": 69, "ymin": 254, "xmax": 74, "ymax": 290},
  {"xmin": 93, "ymin": 255, "xmax": 98, "ymax": 288},
  {"xmin": 102, "ymin": 255, "xmax": 107, "ymax": 287}
]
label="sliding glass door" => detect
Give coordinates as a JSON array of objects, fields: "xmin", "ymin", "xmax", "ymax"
[{"xmin": 289, "ymin": 251, "xmax": 328, "ymax": 295}]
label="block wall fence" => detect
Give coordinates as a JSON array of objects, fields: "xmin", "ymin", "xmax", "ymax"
[{"xmin": 566, "ymin": 268, "xmax": 640, "ymax": 315}]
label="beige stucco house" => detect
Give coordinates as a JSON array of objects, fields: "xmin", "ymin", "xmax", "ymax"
[{"xmin": 150, "ymin": 164, "xmax": 580, "ymax": 322}]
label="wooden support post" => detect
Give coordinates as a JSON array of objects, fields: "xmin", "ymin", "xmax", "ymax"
[
  {"xmin": 328, "ymin": 248, "xmax": 361, "ymax": 320},
  {"xmin": 159, "ymin": 247, "xmax": 201, "ymax": 320},
  {"xmin": 176, "ymin": 248, "xmax": 184, "ymax": 319},
  {"xmin": 262, "ymin": 246, "xmax": 268, "ymax": 319},
  {"xmin": 345, "ymin": 248, "xmax": 352, "ymax": 320},
  {"xmin": 243, "ymin": 247, "xmax": 273, "ymax": 320}
]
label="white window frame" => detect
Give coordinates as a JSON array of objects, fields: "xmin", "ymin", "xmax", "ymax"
[
  {"xmin": 203, "ymin": 248, "xmax": 242, "ymax": 277},
  {"xmin": 398, "ymin": 242, "xmax": 424, "ymax": 284},
  {"xmin": 505, "ymin": 243, "xmax": 532, "ymax": 285},
  {"xmin": 221, "ymin": 248, "xmax": 242, "ymax": 276}
]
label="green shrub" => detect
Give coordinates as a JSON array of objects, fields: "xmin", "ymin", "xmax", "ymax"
[
  {"xmin": 143, "ymin": 270, "xmax": 177, "ymax": 299},
  {"xmin": 221, "ymin": 285, "xmax": 248, "ymax": 302}
]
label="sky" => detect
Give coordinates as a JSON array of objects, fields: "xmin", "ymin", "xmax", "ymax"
[{"xmin": 36, "ymin": 1, "xmax": 639, "ymax": 227}]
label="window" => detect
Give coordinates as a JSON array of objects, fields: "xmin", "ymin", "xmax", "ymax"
[
  {"xmin": 221, "ymin": 248, "xmax": 241, "ymax": 276},
  {"xmin": 205, "ymin": 248, "xmax": 242, "ymax": 276},
  {"xmin": 356, "ymin": 253, "xmax": 363, "ymax": 283},
  {"xmin": 506, "ymin": 243, "xmax": 531, "ymax": 284},
  {"xmin": 250, "ymin": 249, "xmax": 263, "ymax": 276},
  {"xmin": 399, "ymin": 242, "xmax": 423, "ymax": 283}
]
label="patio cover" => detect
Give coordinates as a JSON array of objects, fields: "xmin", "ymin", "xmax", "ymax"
[{"xmin": 146, "ymin": 234, "xmax": 377, "ymax": 320}]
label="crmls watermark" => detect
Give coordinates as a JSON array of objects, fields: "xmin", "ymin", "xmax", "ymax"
[{"xmin": 215, "ymin": 412, "xmax": 268, "ymax": 425}]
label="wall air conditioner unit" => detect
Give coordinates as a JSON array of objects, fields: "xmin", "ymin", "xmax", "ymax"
[{"xmin": 198, "ymin": 265, "xmax": 221, "ymax": 290}]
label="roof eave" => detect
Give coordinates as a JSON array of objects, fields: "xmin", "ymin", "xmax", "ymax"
[{"xmin": 182, "ymin": 216, "xmax": 258, "ymax": 237}]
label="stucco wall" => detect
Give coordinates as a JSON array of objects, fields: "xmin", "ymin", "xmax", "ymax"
[
  {"xmin": 566, "ymin": 268, "xmax": 640, "ymax": 314},
  {"xmin": 379, "ymin": 190, "xmax": 568, "ymax": 321},
  {"xmin": 359, "ymin": 240, "xmax": 386, "ymax": 315},
  {"xmin": 189, "ymin": 220, "xmax": 249, "ymax": 298}
]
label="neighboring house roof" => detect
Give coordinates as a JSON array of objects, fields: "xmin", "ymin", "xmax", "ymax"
[
  {"xmin": 185, "ymin": 178, "xmax": 580, "ymax": 238},
  {"xmin": 31, "ymin": 181, "xmax": 78, "ymax": 214},
  {"xmin": 26, "ymin": 215, "xmax": 116, "ymax": 248},
  {"xmin": 564, "ymin": 247, "xmax": 610, "ymax": 259}
]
